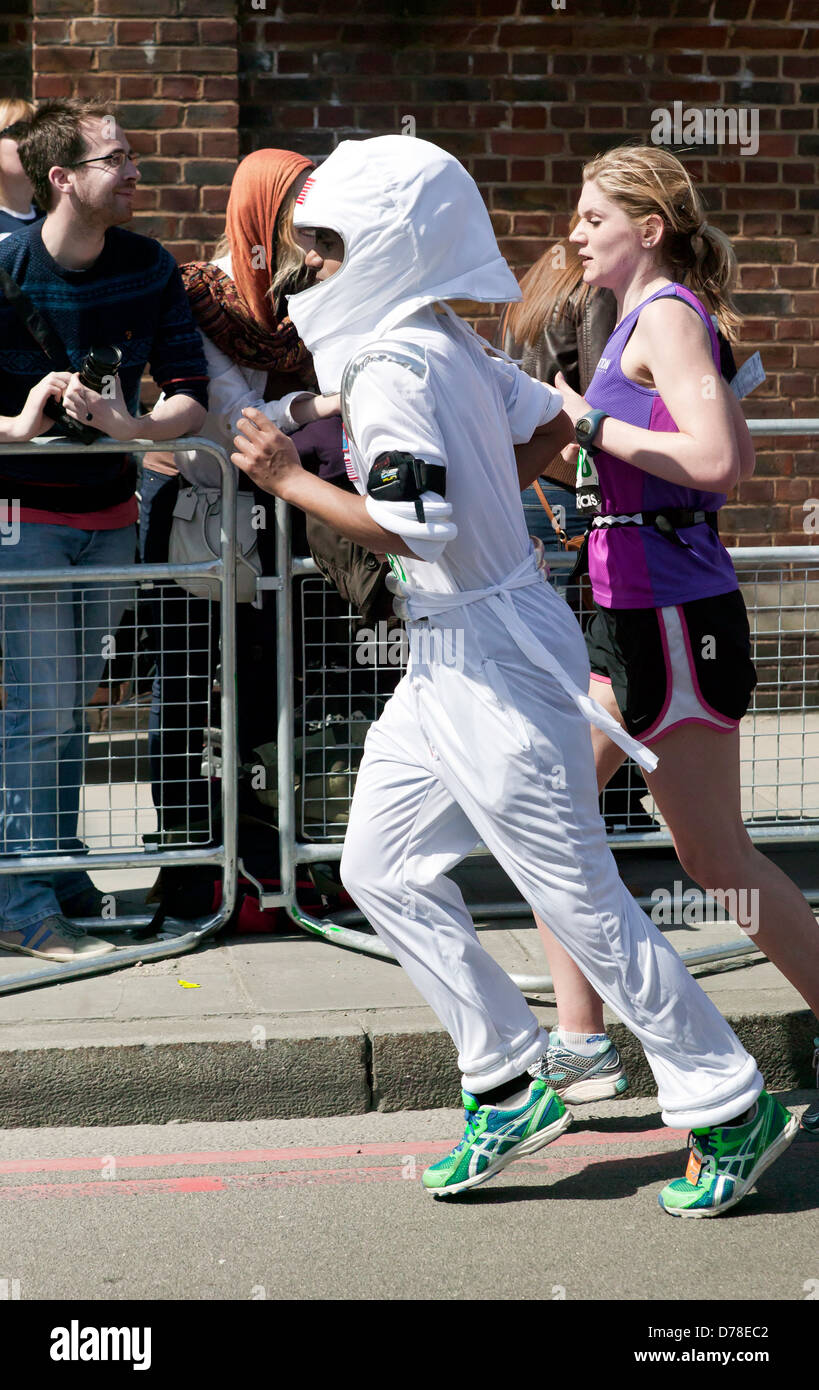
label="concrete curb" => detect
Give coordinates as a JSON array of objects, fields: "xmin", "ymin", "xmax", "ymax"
[{"xmin": 0, "ymin": 1003, "xmax": 814, "ymax": 1129}]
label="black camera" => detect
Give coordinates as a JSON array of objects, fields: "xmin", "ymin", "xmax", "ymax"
[{"xmin": 44, "ymin": 346, "xmax": 123, "ymax": 445}]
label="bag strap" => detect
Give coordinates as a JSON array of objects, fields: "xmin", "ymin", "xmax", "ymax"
[
  {"xmin": 0, "ymin": 265, "xmax": 68, "ymax": 363},
  {"xmin": 532, "ymin": 477, "xmax": 583, "ymax": 551}
]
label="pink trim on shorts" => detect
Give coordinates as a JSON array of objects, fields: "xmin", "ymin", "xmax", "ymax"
[
  {"xmin": 638, "ymin": 610, "xmax": 674, "ymax": 742},
  {"xmin": 640, "ymin": 605, "xmax": 741, "ymax": 746},
  {"xmin": 646, "ymin": 715, "xmax": 739, "ymax": 746},
  {"xmin": 678, "ymin": 602, "xmax": 742, "ymax": 725},
  {"xmin": 589, "ymin": 672, "xmax": 612, "ymax": 686}
]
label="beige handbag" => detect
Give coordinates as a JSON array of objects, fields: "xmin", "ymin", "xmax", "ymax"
[{"xmin": 169, "ymin": 483, "xmax": 261, "ymax": 603}]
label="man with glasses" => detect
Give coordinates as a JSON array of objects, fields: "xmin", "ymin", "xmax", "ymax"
[{"xmin": 0, "ymin": 99, "xmax": 208, "ymax": 962}]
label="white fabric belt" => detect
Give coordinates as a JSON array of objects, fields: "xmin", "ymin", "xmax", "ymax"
[{"xmin": 390, "ymin": 551, "xmax": 658, "ymax": 773}]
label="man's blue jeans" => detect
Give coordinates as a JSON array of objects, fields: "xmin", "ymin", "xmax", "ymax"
[{"xmin": 0, "ymin": 523, "xmax": 136, "ymax": 930}]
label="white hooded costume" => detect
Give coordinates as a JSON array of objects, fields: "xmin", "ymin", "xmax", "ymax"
[{"xmin": 287, "ymin": 137, "xmax": 760, "ymax": 1124}]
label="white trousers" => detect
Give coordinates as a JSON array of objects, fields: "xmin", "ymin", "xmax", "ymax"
[{"xmin": 340, "ymin": 579, "xmax": 762, "ymax": 1129}]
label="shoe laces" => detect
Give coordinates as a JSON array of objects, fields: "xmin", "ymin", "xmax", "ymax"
[
  {"xmin": 42, "ymin": 914, "xmax": 85, "ymax": 941},
  {"xmin": 453, "ymin": 1106, "xmax": 484, "ymax": 1154}
]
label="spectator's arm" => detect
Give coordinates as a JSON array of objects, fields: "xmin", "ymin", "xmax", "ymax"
[
  {"xmin": 197, "ymin": 333, "xmax": 334, "ymax": 445},
  {"xmin": 134, "ymin": 392, "xmax": 207, "ymax": 443},
  {"xmin": 148, "ymin": 258, "xmax": 209, "ymax": 413},
  {"xmin": 0, "ymin": 371, "xmax": 71, "ymax": 442}
]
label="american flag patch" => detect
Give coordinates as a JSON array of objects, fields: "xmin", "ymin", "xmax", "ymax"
[
  {"xmin": 342, "ymin": 426, "xmax": 359, "ymax": 485},
  {"xmin": 295, "ymin": 176, "xmax": 315, "ymax": 205}
]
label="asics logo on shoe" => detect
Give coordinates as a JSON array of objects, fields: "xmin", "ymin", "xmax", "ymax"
[{"xmin": 465, "ymin": 1103, "xmax": 550, "ymax": 1178}]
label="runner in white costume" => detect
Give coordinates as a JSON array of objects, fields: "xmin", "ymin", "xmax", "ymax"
[{"xmin": 231, "ymin": 136, "xmax": 797, "ymax": 1209}]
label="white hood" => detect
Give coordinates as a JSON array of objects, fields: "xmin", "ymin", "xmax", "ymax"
[{"xmin": 287, "ymin": 135, "xmax": 522, "ymax": 392}]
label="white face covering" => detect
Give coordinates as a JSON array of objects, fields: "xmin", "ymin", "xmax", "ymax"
[{"xmin": 287, "ymin": 135, "xmax": 523, "ymax": 393}]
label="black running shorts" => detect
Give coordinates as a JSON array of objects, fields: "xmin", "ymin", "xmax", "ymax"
[{"xmin": 584, "ymin": 589, "xmax": 757, "ymax": 744}]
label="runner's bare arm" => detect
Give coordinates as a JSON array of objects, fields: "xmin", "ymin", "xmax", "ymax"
[
  {"xmin": 232, "ymin": 408, "xmax": 419, "ymax": 558},
  {"xmin": 514, "ymin": 411, "xmax": 575, "ymax": 490},
  {"xmin": 556, "ymin": 301, "xmax": 742, "ymax": 491}
]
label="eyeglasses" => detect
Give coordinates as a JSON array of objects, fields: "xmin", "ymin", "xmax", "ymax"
[{"xmin": 69, "ymin": 150, "xmax": 139, "ymax": 172}]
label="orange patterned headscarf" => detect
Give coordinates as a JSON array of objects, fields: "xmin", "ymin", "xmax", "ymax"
[{"xmin": 225, "ymin": 147, "xmax": 313, "ymax": 333}]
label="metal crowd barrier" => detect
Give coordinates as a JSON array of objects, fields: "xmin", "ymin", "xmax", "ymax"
[
  {"xmin": 0, "ymin": 436, "xmax": 238, "ymax": 996},
  {"xmin": 1, "ymin": 422, "xmax": 815, "ymax": 999},
  {"xmin": 262, "ymin": 417, "xmax": 819, "ymax": 991}
]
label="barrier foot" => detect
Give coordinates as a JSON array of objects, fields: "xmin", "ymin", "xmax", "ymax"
[
  {"xmin": 0, "ymin": 910, "xmax": 231, "ymax": 997},
  {"xmin": 286, "ymin": 902, "xmax": 763, "ymax": 993}
]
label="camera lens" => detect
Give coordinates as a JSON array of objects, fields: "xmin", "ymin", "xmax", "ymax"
[{"xmin": 79, "ymin": 346, "xmax": 122, "ymax": 393}]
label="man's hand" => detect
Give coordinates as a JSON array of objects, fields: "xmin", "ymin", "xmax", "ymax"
[
  {"xmin": 5, "ymin": 371, "xmax": 72, "ymax": 442},
  {"xmin": 232, "ymin": 406, "xmax": 304, "ymax": 498},
  {"xmin": 62, "ymin": 372, "xmax": 137, "ymax": 442}
]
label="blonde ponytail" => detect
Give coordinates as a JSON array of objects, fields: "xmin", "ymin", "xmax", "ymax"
[{"xmin": 687, "ymin": 221, "xmax": 742, "ymax": 339}]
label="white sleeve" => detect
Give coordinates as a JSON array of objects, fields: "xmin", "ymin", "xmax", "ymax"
[
  {"xmin": 347, "ymin": 355, "xmax": 458, "ymax": 563},
  {"xmin": 487, "ymin": 354, "xmax": 564, "ymax": 444},
  {"xmin": 201, "ymin": 334, "xmax": 314, "ymax": 441}
]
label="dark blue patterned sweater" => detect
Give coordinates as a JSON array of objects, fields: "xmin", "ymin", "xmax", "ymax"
[{"xmin": 0, "ymin": 223, "xmax": 208, "ymax": 511}]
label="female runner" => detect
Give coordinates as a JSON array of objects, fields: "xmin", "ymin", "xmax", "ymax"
[{"xmin": 527, "ymin": 146, "xmax": 819, "ymax": 1114}]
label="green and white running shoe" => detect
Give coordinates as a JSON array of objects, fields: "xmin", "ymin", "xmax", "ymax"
[
  {"xmin": 529, "ymin": 1028, "xmax": 628, "ymax": 1103},
  {"xmin": 658, "ymin": 1089, "xmax": 799, "ymax": 1218},
  {"xmin": 422, "ymin": 1078, "xmax": 571, "ymax": 1198}
]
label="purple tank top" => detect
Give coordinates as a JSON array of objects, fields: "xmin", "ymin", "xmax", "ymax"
[{"xmin": 585, "ymin": 283, "xmax": 738, "ymax": 609}]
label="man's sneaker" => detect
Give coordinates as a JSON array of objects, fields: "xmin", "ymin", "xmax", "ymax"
[
  {"xmin": 0, "ymin": 914, "xmax": 116, "ymax": 962},
  {"xmin": 658, "ymin": 1089, "xmax": 799, "ymax": 1218},
  {"xmin": 529, "ymin": 1028, "xmax": 628, "ymax": 1103},
  {"xmin": 800, "ymin": 1037, "xmax": 819, "ymax": 1135},
  {"xmin": 422, "ymin": 1077, "xmax": 571, "ymax": 1198}
]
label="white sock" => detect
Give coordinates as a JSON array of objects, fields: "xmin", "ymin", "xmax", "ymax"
[{"xmin": 555, "ymin": 1028, "xmax": 608, "ymax": 1057}]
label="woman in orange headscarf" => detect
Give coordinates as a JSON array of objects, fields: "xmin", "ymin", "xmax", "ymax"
[
  {"xmin": 141, "ymin": 150, "xmax": 344, "ymax": 877},
  {"xmin": 174, "ymin": 147, "xmax": 342, "ymax": 488}
]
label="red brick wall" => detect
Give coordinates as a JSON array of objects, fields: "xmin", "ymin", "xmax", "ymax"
[
  {"xmin": 0, "ymin": 0, "xmax": 32, "ymax": 101},
  {"xmin": 18, "ymin": 0, "xmax": 819, "ymax": 546},
  {"xmin": 240, "ymin": 0, "xmax": 819, "ymax": 548},
  {"xmin": 31, "ymin": 0, "xmax": 239, "ymax": 265}
]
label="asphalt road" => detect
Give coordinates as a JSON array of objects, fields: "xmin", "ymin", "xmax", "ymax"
[{"xmin": 0, "ymin": 1095, "xmax": 816, "ymax": 1308}]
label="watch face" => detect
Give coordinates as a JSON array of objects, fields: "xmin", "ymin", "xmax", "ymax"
[{"xmin": 577, "ymin": 418, "xmax": 591, "ymax": 440}]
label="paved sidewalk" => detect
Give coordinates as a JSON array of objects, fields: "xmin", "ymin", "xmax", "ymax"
[{"xmin": 0, "ymin": 849, "xmax": 815, "ymax": 1129}]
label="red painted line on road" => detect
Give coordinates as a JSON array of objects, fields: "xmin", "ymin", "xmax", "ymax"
[
  {"xmin": 0, "ymin": 1128, "xmax": 686, "ymax": 1177},
  {"xmin": 0, "ymin": 1176, "xmax": 226, "ymax": 1200},
  {"xmin": 0, "ymin": 1145, "xmax": 697, "ymax": 1201}
]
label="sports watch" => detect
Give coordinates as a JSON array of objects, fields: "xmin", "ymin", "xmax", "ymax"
[{"xmin": 574, "ymin": 409, "xmax": 608, "ymax": 451}]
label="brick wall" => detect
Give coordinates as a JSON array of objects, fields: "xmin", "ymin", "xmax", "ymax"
[
  {"xmin": 17, "ymin": 0, "xmax": 819, "ymax": 546},
  {"xmin": 240, "ymin": 0, "xmax": 819, "ymax": 549},
  {"xmin": 31, "ymin": 0, "xmax": 239, "ymax": 266},
  {"xmin": 0, "ymin": 0, "xmax": 32, "ymax": 100}
]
